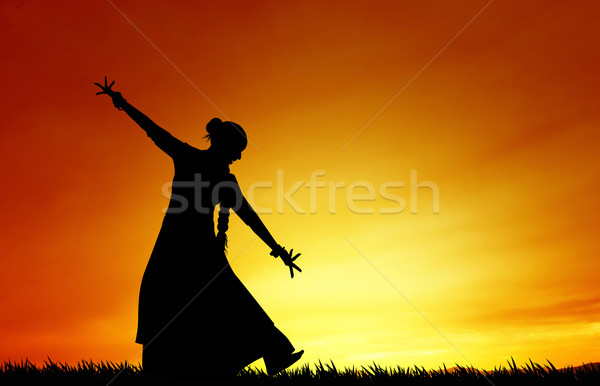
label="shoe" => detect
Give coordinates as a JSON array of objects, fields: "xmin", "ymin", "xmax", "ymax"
[{"xmin": 265, "ymin": 350, "xmax": 304, "ymax": 375}]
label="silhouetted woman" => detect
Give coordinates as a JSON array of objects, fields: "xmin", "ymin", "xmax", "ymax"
[{"xmin": 95, "ymin": 78, "xmax": 302, "ymax": 379}]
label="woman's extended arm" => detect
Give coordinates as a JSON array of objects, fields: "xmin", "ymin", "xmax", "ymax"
[
  {"xmin": 94, "ymin": 77, "xmax": 185, "ymax": 157},
  {"xmin": 235, "ymin": 195, "xmax": 279, "ymax": 250},
  {"xmin": 233, "ymin": 193, "xmax": 302, "ymax": 278}
]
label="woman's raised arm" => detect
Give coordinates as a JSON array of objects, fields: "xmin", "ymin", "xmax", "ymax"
[{"xmin": 95, "ymin": 77, "xmax": 185, "ymax": 157}]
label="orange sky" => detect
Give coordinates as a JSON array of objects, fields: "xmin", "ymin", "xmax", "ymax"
[{"xmin": 1, "ymin": 0, "xmax": 599, "ymax": 370}]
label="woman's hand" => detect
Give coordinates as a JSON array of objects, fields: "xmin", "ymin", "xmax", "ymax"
[
  {"xmin": 94, "ymin": 76, "xmax": 126, "ymax": 110},
  {"xmin": 271, "ymin": 246, "xmax": 302, "ymax": 278}
]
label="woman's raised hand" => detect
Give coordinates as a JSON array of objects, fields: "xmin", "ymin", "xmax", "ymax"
[
  {"xmin": 94, "ymin": 76, "xmax": 126, "ymax": 109},
  {"xmin": 271, "ymin": 246, "xmax": 302, "ymax": 278},
  {"xmin": 94, "ymin": 76, "xmax": 118, "ymax": 97}
]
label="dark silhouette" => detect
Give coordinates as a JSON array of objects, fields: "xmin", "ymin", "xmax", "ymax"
[{"xmin": 95, "ymin": 77, "xmax": 303, "ymax": 380}]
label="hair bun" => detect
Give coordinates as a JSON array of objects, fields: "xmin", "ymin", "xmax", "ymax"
[{"xmin": 206, "ymin": 117, "xmax": 222, "ymax": 134}]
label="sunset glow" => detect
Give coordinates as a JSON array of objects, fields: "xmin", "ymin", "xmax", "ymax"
[{"xmin": 1, "ymin": 1, "xmax": 599, "ymax": 370}]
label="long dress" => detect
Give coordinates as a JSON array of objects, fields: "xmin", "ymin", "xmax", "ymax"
[{"xmin": 134, "ymin": 129, "xmax": 294, "ymax": 377}]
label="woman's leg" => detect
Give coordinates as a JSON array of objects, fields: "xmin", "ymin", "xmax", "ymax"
[{"xmin": 263, "ymin": 326, "xmax": 303, "ymax": 375}]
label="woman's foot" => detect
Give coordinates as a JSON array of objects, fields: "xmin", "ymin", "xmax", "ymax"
[{"xmin": 265, "ymin": 350, "xmax": 304, "ymax": 375}]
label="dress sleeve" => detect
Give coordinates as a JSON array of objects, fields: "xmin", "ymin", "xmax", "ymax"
[
  {"xmin": 119, "ymin": 100, "xmax": 188, "ymax": 159},
  {"xmin": 146, "ymin": 127, "xmax": 188, "ymax": 159}
]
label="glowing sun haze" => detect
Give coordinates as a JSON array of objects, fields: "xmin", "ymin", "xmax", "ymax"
[{"xmin": 1, "ymin": 0, "xmax": 599, "ymax": 370}]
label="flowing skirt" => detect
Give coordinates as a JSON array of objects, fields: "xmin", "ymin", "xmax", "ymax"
[{"xmin": 135, "ymin": 214, "xmax": 294, "ymax": 377}]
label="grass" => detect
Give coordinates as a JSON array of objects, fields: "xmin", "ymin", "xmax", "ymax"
[{"xmin": 1, "ymin": 358, "xmax": 599, "ymax": 385}]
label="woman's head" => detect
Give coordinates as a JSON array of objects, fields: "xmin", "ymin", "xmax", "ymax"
[{"xmin": 205, "ymin": 117, "xmax": 247, "ymax": 164}]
